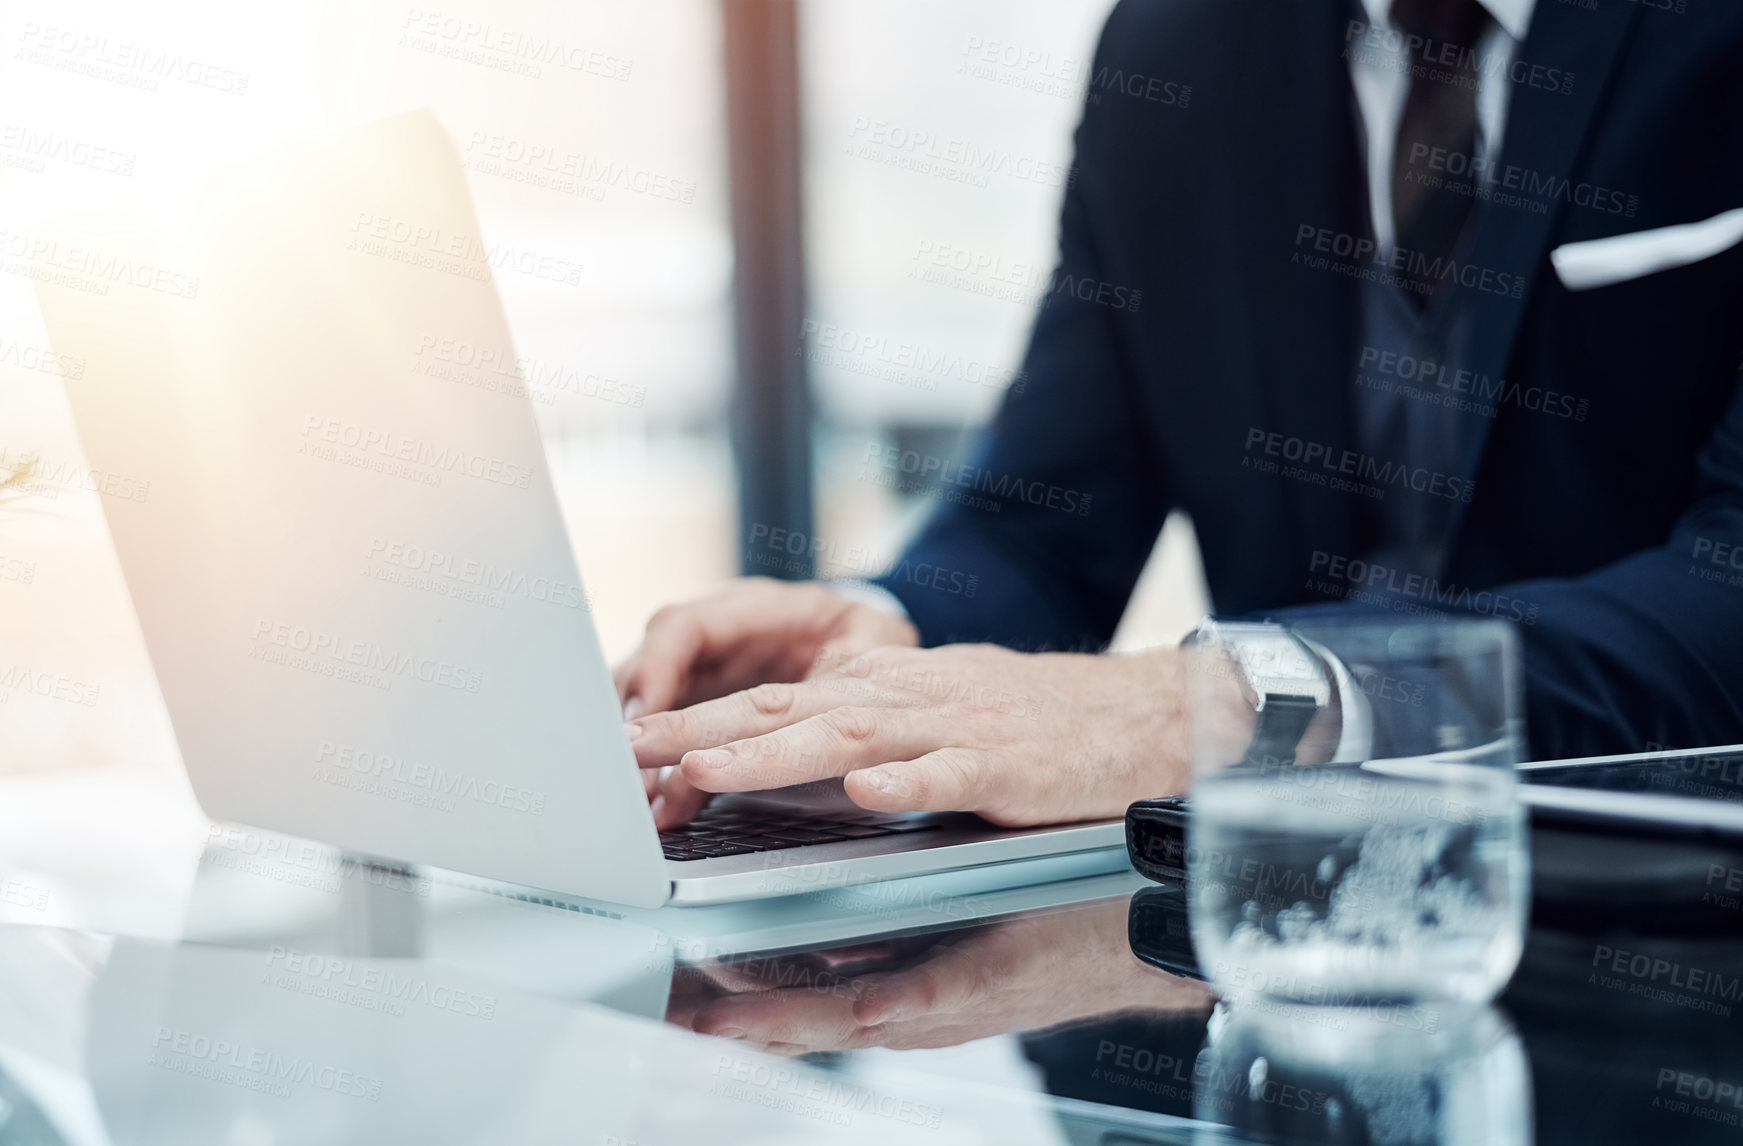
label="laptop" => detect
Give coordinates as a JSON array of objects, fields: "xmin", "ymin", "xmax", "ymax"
[{"xmin": 32, "ymin": 109, "xmax": 1126, "ymax": 910}]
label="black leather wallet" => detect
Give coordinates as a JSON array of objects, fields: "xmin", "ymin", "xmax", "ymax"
[{"xmin": 1125, "ymin": 795, "xmax": 1191, "ymax": 884}]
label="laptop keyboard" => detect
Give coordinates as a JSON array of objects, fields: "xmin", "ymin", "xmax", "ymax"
[{"xmin": 660, "ymin": 806, "xmax": 940, "ymax": 861}]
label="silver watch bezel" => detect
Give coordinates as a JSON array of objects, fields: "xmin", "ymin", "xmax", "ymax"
[{"xmin": 1194, "ymin": 623, "xmax": 1332, "ymax": 710}]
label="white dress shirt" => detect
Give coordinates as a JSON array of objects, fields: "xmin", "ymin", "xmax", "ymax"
[{"xmin": 1349, "ymin": 0, "xmax": 1539, "ymax": 253}]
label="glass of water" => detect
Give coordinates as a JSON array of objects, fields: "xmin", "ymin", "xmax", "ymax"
[{"xmin": 1186, "ymin": 619, "xmax": 1527, "ymax": 1006}]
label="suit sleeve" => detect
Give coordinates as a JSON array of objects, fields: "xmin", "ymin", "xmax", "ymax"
[
  {"xmin": 1274, "ymin": 370, "xmax": 1743, "ymax": 761},
  {"xmin": 872, "ymin": 43, "xmax": 1172, "ymax": 652}
]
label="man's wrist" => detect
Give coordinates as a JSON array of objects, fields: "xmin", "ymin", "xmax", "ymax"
[{"xmin": 1118, "ymin": 648, "xmax": 1193, "ymax": 803}]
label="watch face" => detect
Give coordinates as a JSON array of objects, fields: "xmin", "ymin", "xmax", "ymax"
[{"xmin": 1232, "ymin": 634, "xmax": 1331, "ymax": 707}]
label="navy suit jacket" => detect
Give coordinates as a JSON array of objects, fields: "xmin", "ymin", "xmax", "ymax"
[{"xmin": 875, "ymin": 0, "xmax": 1743, "ymax": 760}]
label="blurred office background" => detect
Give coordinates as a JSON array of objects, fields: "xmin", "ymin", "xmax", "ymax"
[{"xmin": 0, "ymin": 0, "xmax": 1208, "ymax": 773}]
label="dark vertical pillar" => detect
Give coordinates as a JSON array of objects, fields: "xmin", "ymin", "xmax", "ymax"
[{"xmin": 722, "ymin": 0, "xmax": 813, "ymax": 578}]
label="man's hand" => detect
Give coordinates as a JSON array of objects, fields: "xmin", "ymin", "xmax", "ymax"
[
  {"xmin": 614, "ymin": 577, "xmax": 918, "ymax": 827},
  {"xmin": 627, "ymin": 643, "xmax": 1190, "ymax": 827},
  {"xmin": 667, "ymin": 899, "xmax": 1215, "ymax": 1054}
]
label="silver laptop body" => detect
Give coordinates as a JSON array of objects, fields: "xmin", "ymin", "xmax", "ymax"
[{"xmin": 35, "ymin": 110, "xmax": 1124, "ymax": 909}]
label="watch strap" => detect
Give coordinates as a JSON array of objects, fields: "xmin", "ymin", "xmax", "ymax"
[{"xmin": 1241, "ymin": 693, "xmax": 1320, "ymax": 768}]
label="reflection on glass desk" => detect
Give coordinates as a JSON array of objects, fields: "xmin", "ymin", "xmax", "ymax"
[
  {"xmin": 1, "ymin": 763, "xmax": 1741, "ymax": 1145},
  {"xmin": 1194, "ymin": 1003, "xmax": 1529, "ymax": 1145}
]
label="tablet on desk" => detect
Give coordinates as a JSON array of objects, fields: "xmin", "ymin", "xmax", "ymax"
[
  {"xmin": 1519, "ymin": 744, "xmax": 1743, "ymax": 838},
  {"xmin": 1515, "ymin": 746, "xmax": 1743, "ymax": 930}
]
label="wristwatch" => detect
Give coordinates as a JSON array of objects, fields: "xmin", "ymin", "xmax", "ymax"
[{"xmin": 1191, "ymin": 622, "xmax": 1332, "ymax": 768}]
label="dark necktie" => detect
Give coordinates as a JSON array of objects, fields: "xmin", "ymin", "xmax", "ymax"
[{"xmin": 1390, "ymin": 0, "xmax": 1493, "ymax": 303}]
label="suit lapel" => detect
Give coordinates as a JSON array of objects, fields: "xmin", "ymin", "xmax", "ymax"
[
  {"xmin": 1440, "ymin": 0, "xmax": 1642, "ymax": 561},
  {"xmin": 1238, "ymin": 0, "xmax": 1367, "ymax": 595}
]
